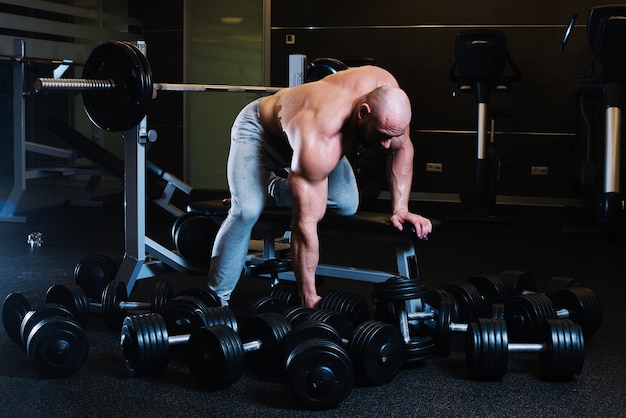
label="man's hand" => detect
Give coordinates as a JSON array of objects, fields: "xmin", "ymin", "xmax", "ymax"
[{"xmin": 390, "ymin": 210, "xmax": 432, "ymax": 240}]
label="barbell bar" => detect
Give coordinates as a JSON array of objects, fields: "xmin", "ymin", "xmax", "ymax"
[
  {"xmin": 33, "ymin": 40, "xmax": 283, "ymax": 132},
  {"xmin": 34, "ymin": 79, "xmax": 283, "ymax": 94}
]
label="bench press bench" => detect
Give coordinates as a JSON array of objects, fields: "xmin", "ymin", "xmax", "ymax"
[{"xmin": 187, "ymin": 200, "xmax": 430, "ymax": 283}]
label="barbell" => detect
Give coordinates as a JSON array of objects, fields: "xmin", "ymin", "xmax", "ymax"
[{"xmin": 33, "ymin": 41, "xmax": 283, "ymax": 132}]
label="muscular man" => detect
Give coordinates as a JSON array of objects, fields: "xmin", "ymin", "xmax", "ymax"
[{"xmin": 208, "ymin": 65, "xmax": 432, "ymax": 309}]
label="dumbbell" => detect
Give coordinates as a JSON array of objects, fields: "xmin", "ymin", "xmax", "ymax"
[
  {"xmin": 284, "ymin": 318, "xmax": 404, "ymax": 387},
  {"xmin": 465, "ymin": 318, "xmax": 584, "ymax": 381},
  {"xmin": 93, "ymin": 280, "xmax": 174, "ymax": 330},
  {"xmin": 120, "ymin": 306, "xmax": 239, "ymax": 378},
  {"xmin": 120, "ymin": 311, "xmax": 292, "ymax": 388},
  {"xmin": 43, "ymin": 281, "xmax": 180, "ymax": 332},
  {"xmin": 371, "ymin": 276, "xmax": 436, "ymax": 363},
  {"xmin": 379, "ymin": 288, "xmax": 481, "ymax": 357},
  {"xmin": 504, "ymin": 287, "xmax": 601, "ymax": 341},
  {"xmin": 285, "ymin": 333, "xmax": 354, "ymax": 410},
  {"xmin": 2, "ymin": 293, "xmax": 88, "ymax": 377}
]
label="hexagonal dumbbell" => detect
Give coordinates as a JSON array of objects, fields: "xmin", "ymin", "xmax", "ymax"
[{"xmin": 465, "ymin": 317, "xmax": 584, "ymax": 381}]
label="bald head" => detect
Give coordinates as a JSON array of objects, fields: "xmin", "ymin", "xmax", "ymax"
[{"xmin": 364, "ymin": 86, "xmax": 412, "ymax": 134}]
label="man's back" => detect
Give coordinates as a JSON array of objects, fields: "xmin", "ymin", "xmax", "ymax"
[{"xmin": 260, "ymin": 65, "xmax": 399, "ymax": 145}]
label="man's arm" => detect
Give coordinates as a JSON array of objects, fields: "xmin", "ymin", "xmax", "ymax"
[
  {"xmin": 285, "ymin": 114, "xmax": 341, "ymax": 308},
  {"xmin": 288, "ymin": 171, "xmax": 328, "ymax": 309},
  {"xmin": 388, "ymin": 134, "xmax": 432, "ymax": 239}
]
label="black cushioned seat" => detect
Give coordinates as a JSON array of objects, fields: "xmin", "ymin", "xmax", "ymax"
[{"xmin": 186, "ymin": 200, "xmax": 422, "ymax": 238}]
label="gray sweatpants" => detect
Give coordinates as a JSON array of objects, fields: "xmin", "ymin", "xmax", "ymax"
[{"xmin": 207, "ymin": 98, "xmax": 359, "ymax": 304}]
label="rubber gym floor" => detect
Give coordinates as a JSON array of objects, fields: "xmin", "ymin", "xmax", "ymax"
[{"xmin": 0, "ymin": 181, "xmax": 624, "ymax": 417}]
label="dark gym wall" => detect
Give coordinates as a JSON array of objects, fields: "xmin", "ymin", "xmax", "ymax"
[
  {"xmin": 269, "ymin": 1, "xmax": 622, "ymax": 201},
  {"xmin": 130, "ymin": 2, "xmax": 185, "ymax": 179}
]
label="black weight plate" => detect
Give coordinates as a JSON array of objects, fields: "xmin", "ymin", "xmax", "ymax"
[
  {"xmin": 466, "ymin": 273, "xmax": 507, "ymax": 314},
  {"xmin": 505, "ymin": 293, "xmax": 557, "ymax": 342},
  {"xmin": 403, "ymin": 335, "xmax": 435, "ymax": 364},
  {"xmin": 423, "ymin": 289, "xmax": 455, "ymax": 356},
  {"xmin": 192, "ymin": 306, "xmax": 239, "ymax": 333},
  {"xmin": 249, "ymin": 258, "xmax": 293, "ymax": 275},
  {"xmin": 73, "ymin": 253, "xmax": 122, "ymax": 300},
  {"xmin": 151, "ymin": 282, "xmax": 174, "ymax": 313},
  {"xmin": 101, "ymin": 281, "xmax": 128, "ymax": 331},
  {"xmin": 286, "ymin": 338, "xmax": 354, "ymax": 410},
  {"xmin": 435, "ymin": 299, "xmax": 454, "ymax": 356},
  {"xmin": 499, "ymin": 269, "xmax": 536, "ymax": 301},
  {"xmin": 239, "ymin": 313, "xmax": 292, "ymax": 376},
  {"xmin": 248, "ymin": 296, "xmax": 288, "ymax": 317},
  {"xmin": 20, "ymin": 304, "xmax": 76, "ymax": 350},
  {"xmin": 173, "ymin": 214, "xmax": 218, "ymax": 264},
  {"xmin": 2, "ymin": 291, "xmax": 44, "ymax": 346},
  {"xmin": 441, "ymin": 282, "xmax": 483, "ymax": 322},
  {"xmin": 187, "ymin": 324, "xmax": 245, "ymax": 389},
  {"xmin": 308, "ymin": 310, "xmax": 354, "ymax": 341},
  {"xmin": 269, "ymin": 281, "xmax": 299, "ymax": 305},
  {"xmin": 491, "ymin": 303, "xmax": 505, "ymax": 320},
  {"xmin": 545, "ymin": 276, "xmax": 584, "ymax": 297},
  {"xmin": 348, "ymin": 320, "xmax": 404, "ymax": 386},
  {"xmin": 284, "ymin": 320, "xmax": 343, "ymax": 358},
  {"xmin": 45, "ymin": 284, "xmax": 90, "ymax": 327},
  {"xmin": 320, "ymin": 290, "xmax": 370, "ymax": 326},
  {"xmin": 176, "ymin": 287, "xmax": 221, "ymax": 308},
  {"xmin": 283, "ymin": 305, "xmax": 314, "ymax": 327},
  {"xmin": 373, "ymin": 300, "xmax": 401, "ymax": 325},
  {"xmin": 120, "ymin": 313, "xmax": 169, "ymax": 376},
  {"xmin": 82, "ymin": 41, "xmax": 153, "ymax": 132},
  {"xmin": 371, "ymin": 276, "xmax": 428, "ymax": 302},
  {"xmin": 550, "ymin": 287, "xmax": 602, "ymax": 335},
  {"xmin": 465, "ymin": 318, "xmax": 508, "ymax": 381},
  {"xmin": 539, "ymin": 319, "xmax": 584, "ymax": 380},
  {"xmin": 26, "ymin": 316, "xmax": 89, "ymax": 378},
  {"xmin": 162, "ymin": 295, "xmax": 208, "ymax": 335}
]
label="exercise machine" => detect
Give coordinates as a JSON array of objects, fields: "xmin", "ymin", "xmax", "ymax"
[
  {"xmin": 449, "ymin": 30, "xmax": 522, "ymax": 222},
  {"xmin": 561, "ymin": 6, "xmax": 626, "ymax": 234}
]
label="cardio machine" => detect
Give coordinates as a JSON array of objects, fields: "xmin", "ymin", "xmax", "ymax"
[
  {"xmin": 449, "ymin": 30, "xmax": 522, "ymax": 222},
  {"xmin": 562, "ymin": 6, "xmax": 626, "ymax": 234}
]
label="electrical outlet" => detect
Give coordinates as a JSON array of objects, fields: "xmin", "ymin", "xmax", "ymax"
[
  {"xmin": 426, "ymin": 162, "xmax": 443, "ymax": 173},
  {"xmin": 286, "ymin": 34, "xmax": 296, "ymax": 44},
  {"xmin": 531, "ymin": 166, "xmax": 548, "ymax": 175}
]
